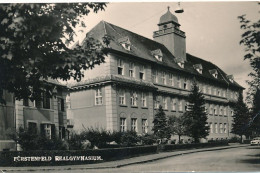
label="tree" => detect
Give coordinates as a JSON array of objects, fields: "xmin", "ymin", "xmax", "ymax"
[
  {"xmin": 168, "ymin": 115, "xmax": 186, "ymax": 144},
  {"xmin": 249, "ymin": 89, "xmax": 260, "ymax": 136},
  {"xmin": 152, "ymin": 105, "xmax": 170, "ymax": 142},
  {"xmin": 0, "ymin": 3, "xmax": 109, "ymax": 104},
  {"xmin": 231, "ymin": 92, "xmax": 250, "ymax": 142},
  {"xmin": 183, "ymin": 80, "xmax": 209, "ymax": 143},
  {"xmin": 238, "ymin": 3, "xmax": 260, "ymax": 104}
]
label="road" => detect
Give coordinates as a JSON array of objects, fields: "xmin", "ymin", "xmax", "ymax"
[{"xmin": 17, "ymin": 145, "xmax": 260, "ymax": 172}]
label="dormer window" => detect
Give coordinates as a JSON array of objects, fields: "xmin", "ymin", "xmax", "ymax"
[
  {"xmin": 193, "ymin": 64, "xmax": 203, "ymax": 74},
  {"xmin": 209, "ymin": 69, "xmax": 218, "ymax": 78},
  {"xmin": 118, "ymin": 36, "xmax": 131, "ymax": 51},
  {"xmin": 176, "ymin": 58, "xmax": 184, "ymax": 68},
  {"xmin": 227, "ymin": 75, "xmax": 234, "ymax": 83},
  {"xmin": 151, "ymin": 49, "xmax": 163, "ymax": 62}
]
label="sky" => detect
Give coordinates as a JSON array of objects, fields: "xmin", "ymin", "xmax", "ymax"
[{"xmin": 75, "ymin": 1, "xmax": 258, "ymax": 93}]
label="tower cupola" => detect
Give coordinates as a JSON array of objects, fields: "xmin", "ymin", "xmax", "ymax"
[{"xmin": 153, "ymin": 7, "xmax": 186, "ymax": 61}]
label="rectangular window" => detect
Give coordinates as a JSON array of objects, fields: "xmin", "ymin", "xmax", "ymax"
[
  {"xmin": 178, "ymin": 100, "xmax": 183, "ymax": 112},
  {"xmin": 43, "ymin": 124, "xmax": 52, "ymax": 139},
  {"xmin": 184, "ymin": 78, "xmax": 188, "ymax": 90},
  {"xmin": 154, "ymin": 96, "xmax": 159, "ymax": 109},
  {"xmin": 220, "ymin": 123, "xmax": 223, "ymax": 133},
  {"xmin": 43, "ymin": 93, "xmax": 50, "ymax": 109},
  {"xmin": 219, "ymin": 107, "xmax": 223, "ymax": 116},
  {"xmin": 210, "ymin": 123, "xmax": 213, "ymax": 133},
  {"xmin": 131, "ymin": 118, "xmax": 137, "ymax": 132},
  {"xmin": 214, "ymin": 107, "xmax": 217, "ymax": 115},
  {"xmin": 152, "ymin": 70, "xmax": 158, "ymax": 83},
  {"xmin": 209, "ymin": 105, "xmax": 213, "ymax": 115},
  {"xmin": 28, "ymin": 122, "xmax": 37, "ymax": 134},
  {"xmin": 215, "ymin": 123, "xmax": 218, "ymax": 133},
  {"xmin": 177, "ymin": 76, "xmax": 181, "ymax": 88},
  {"xmin": 58, "ymin": 98, "xmax": 65, "ymax": 112},
  {"xmin": 119, "ymin": 90, "xmax": 125, "ymax": 105},
  {"xmin": 95, "ymin": 88, "xmax": 103, "ymax": 105},
  {"xmin": 117, "ymin": 59, "xmax": 124, "ymax": 75},
  {"xmin": 141, "ymin": 92, "xmax": 146, "ymax": 107},
  {"xmin": 208, "ymin": 87, "xmax": 211, "ymax": 95},
  {"xmin": 171, "ymin": 98, "xmax": 176, "ymax": 111},
  {"xmin": 142, "ymin": 119, "xmax": 148, "ymax": 134},
  {"xmin": 169, "ymin": 74, "xmax": 174, "ymax": 86},
  {"xmin": 139, "ymin": 65, "xmax": 145, "ymax": 80},
  {"xmin": 120, "ymin": 118, "xmax": 126, "ymax": 132},
  {"xmin": 224, "ymin": 123, "xmax": 227, "ymax": 133},
  {"xmin": 162, "ymin": 96, "xmax": 167, "ymax": 109},
  {"xmin": 129, "ymin": 62, "xmax": 134, "ymax": 77},
  {"xmin": 224, "ymin": 107, "xmax": 227, "ymax": 115},
  {"xmin": 161, "ymin": 71, "xmax": 166, "ymax": 85},
  {"xmin": 130, "ymin": 92, "xmax": 137, "ymax": 106},
  {"xmin": 23, "ymin": 99, "xmax": 29, "ymax": 106}
]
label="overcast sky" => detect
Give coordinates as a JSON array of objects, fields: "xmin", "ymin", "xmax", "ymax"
[{"xmin": 76, "ymin": 1, "xmax": 258, "ymax": 92}]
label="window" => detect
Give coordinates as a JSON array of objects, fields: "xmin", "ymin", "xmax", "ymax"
[
  {"xmin": 59, "ymin": 126, "xmax": 65, "ymax": 139},
  {"xmin": 131, "ymin": 118, "xmax": 137, "ymax": 132},
  {"xmin": 120, "ymin": 118, "xmax": 126, "ymax": 132},
  {"xmin": 58, "ymin": 98, "xmax": 65, "ymax": 112},
  {"xmin": 220, "ymin": 123, "xmax": 223, "ymax": 133},
  {"xmin": 142, "ymin": 119, "xmax": 148, "ymax": 133},
  {"xmin": 208, "ymin": 87, "xmax": 211, "ymax": 95},
  {"xmin": 151, "ymin": 49, "xmax": 163, "ymax": 61},
  {"xmin": 213, "ymin": 107, "xmax": 217, "ymax": 115},
  {"xmin": 213, "ymin": 73, "xmax": 218, "ymax": 78},
  {"xmin": 224, "ymin": 107, "xmax": 227, "ymax": 116},
  {"xmin": 184, "ymin": 78, "xmax": 188, "ymax": 90},
  {"xmin": 224, "ymin": 123, "xmax": 227, "ymax": 133},
  {"xmin": 162, "ymin": 96, "xmax": 167, "ymax": 109},
  {"xmin": 161, "ymin": 71, "xmax": 166, "ymax": 85},
  {"xmin": 129, "ymin": 62, "xmax": 134, "ymax": 77},
  {"xmin": 217, "ymin": 89, "xmax": 221, "ymax": 96},
  {"xmin": 139, "ymin": 65, "xmax": 145, "ymax": 80},
  {"xmin": 152, "ymin": 70, "xmax": 158, "ymax": 83},
  {"xmin": 219, "ymin": 107, "xmax": 223, "ymax": 115},
  {"xmin": 209, "ymin": 105, "xmax": 213, "ymax": 115},
  {"xmin": 171, "ymin": 98, "xmax": 176, "ymax": 111},
  {"xmin": 117, "ymin": 59, "xmax": 124, "ymax": 75},
  {"xmin": 43, "ymin": 93, "xmax": 50, "ymax": 109},
  {"xmin": 141, "ymin": 92, "xmax": 146, "ymax": 107},
  {"xmin": 169, "ymin": 74, "xmax": 174, "ymax": 86},
  {"xmin": 215, "ymin": 123, "xmax": 218, "ymax": 133},
  {"xmin": 42, "ymin": 124, "xmax": 52, "ymax": 139},
  {"xmin": 28, "ymin": 122, "xmax": 37, "ymax": 134},
  {"xmin": 95, "ymin": 88, "xmax": 103, "ymax": 105},
  {"xmin": 177, "ymin": 76, "xmax": 181, "ymax": 88},
  {"xmin": 213, "ymin": 88, "xmax": 217, "ymax": 95},
  {"xmin": 23, "ymin": 99, "xmax": 29, "ymax": 106},
  {"xmin": 130, "ymin": 92, "xmax": 137, "ymax": 106},
  {"xmin": 119, "ymin": 90, "xmax": 125, "ymax": 105},
  {"xmin": 178, "ymin": 100, "xmax": 183, "ymax": 112},
  {"xmin": 154, "ymin": 96, "xmax": 160, "ymax": 109},
  {"xmin": 210, "ymin": 123, "xmax": 213, "ymax": 133}
]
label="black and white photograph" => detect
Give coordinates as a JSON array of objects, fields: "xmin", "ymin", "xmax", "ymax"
[{"xmin": 0, "ymin": 1, "xmax": 259, "ymax": 172}]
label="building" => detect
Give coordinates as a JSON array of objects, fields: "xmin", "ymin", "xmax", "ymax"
[
  {"xmin": 69, "ymin": 8, "xmax": 243, "ymax": 141},
  {"xmin": 0, "ymin": 79, "xmax": 68, "ymax": 151}
]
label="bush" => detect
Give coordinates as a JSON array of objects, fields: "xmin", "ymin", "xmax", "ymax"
[
  {"xmin": 9, "ymin": 127, "xmax": 67, "ymax": 151},
  {"xmin": 121, "ymin": 131, "xmax": 139, "ymax": 146},
  {"xmin": 140, "ymin": 134, "xmax": 157, "ymax": 145},
  {"xmin": 228, "ymin": 136, "xmax": 241, "ymax": 143}
]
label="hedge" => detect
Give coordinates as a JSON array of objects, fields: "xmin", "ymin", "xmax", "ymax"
[
  {"xmin": 161, "ymin": 141, "xmax": 228, "ymax": 152},
  {"xmin": 0, "ymin": 145, "xmax": 158, "ymax": 167}
]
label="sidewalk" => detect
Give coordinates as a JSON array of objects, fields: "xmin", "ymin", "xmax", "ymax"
[{"xmin": 0, "ymin": 144, "xmax": 248, "ymax": 172}]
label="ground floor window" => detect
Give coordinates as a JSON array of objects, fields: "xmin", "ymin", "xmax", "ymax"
[
  {"xmin": 41, "ymin": 124, "xmax": 54, "ymax": 139},
  {"xmin": 131, "ymin": 118, "xmax": 137, "ymax": 132},
  {"xmin": 142, "ymin": 119, "xmax": 148, "ymax": 134},
  {"xmin": 28, "ymin": 122, "xmax": 37, "ymax": 134},
  {"xmin": 120, "ymin": 118, "xmax": 126, "ymax": 132},
  {"xmin": 59, "ymin": 126, "xmax": 65, "ymax": 139}
]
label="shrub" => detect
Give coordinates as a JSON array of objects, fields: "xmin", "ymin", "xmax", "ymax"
[
  {"xmin": 121, "ymin": 131, "xmax": 139, "ymax": 146},
  {"xmin": 141, "ymin": 134, "xmax": 157, "ymax": 145}
]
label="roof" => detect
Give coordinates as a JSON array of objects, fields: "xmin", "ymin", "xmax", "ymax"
[
  {"xmin": 159, "ymin": 9, "xmax": 179, "ymax": 25},
  {"xmin": 82, "ymin": 21, "xmax": 243, "ymax": 89}
]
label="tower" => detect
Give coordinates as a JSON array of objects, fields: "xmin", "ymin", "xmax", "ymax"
[{"xmin": 153, "ymin": 7, "xmax": 186, "ymax": 61}]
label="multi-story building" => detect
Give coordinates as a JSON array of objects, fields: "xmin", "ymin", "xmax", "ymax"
[
  {"xmin": 0, "ymin": 79, "xmax": 68, "ymax": 151},
  {"xmin": 69, "ymin": 8, "xmax": 243, "ymax": 141}
]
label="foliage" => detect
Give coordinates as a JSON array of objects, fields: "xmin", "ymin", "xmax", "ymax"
[
  {"xmin": 183, "ymin": 80, "xmax": 209, "ymax": 143},
  {"xmin": 0, "ymin": 3, "xmax": 109, "ymax": 104},
  {"xmin": 9, "ymin": 127, "xmax": 67, "ymax": 151},
  {"xmin": 168, "ymin": 115, "xmax": 186, "ymax": 143},
  {"xmin": 140, "ymin": 133, "xmax": 157, "ymax": 145},
  {"xmin": 121, "ymin": 131, "xmax": 139, "ymax": 146},
  {"xmin": 152, "ymin": 105, "xmax": 171, "ymax": 141},
  {"xmin": 231, "ymin": 92, "xmax": 250, "ymax": 140},
  {"xmin": 249, "ymin": 89, "xmax": 260, "ymax": 136},
  {"xmin": 238, "ymin": 3, "xmax": 260, "ymax": 104}
]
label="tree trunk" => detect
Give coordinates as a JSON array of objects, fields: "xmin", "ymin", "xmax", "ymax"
[
  {"xmin": 240, "ymin": 135, "xmax": 243, "ymax": 143},
  {"xmin": 178, "ymin": 135, "xmax": 181, "ymax": 144}
]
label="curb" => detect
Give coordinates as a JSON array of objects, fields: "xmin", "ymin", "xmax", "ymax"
[{"xmin": 0, "ymin": 144, "xmax": 249, "ymax": 172}]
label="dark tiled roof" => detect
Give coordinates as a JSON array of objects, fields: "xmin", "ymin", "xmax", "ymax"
[{"xmin": 82, "ymin": 21, "xmax": 243, "ymax": 89}]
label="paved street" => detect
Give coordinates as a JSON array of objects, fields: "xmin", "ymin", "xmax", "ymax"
[{"xmin": 13, "ymin": 145, "xmax": 260, "ymax": 172}]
